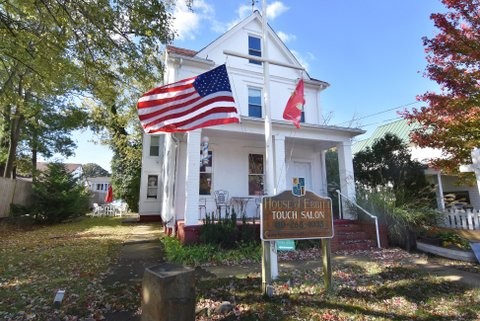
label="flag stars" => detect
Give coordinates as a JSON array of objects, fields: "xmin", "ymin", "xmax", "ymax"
[{"xmin": 194, "ymin": 65, "xmax": 232, "ymax": 97}]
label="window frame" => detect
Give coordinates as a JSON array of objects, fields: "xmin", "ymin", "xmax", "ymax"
[
  {"xmin": 248, "ymin": 35, "xmax": 262, "ymax": 65},
  {"xmin": 149, "ymin": 136, "xmax": 160, "ymax": 157},
  {"xmin": 199, "ymin": 150, "xmax": 213, "ymax": 195},
  {"xmin": 248, "ymin": 153, "xmax": 265, "ymax": 196},
  {"xmin": 248, "ymin": 87, "xmax": 262, "ymax": 118},
  {"xmin": 146, "ymin": 175, "xmax": 159, "ymax": 199}
]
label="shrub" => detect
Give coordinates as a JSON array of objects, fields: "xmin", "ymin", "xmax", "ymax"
[
  {"xmin": 355, "ymin": 185, "xmax": 441, "ymax": 250},
  {"xmin": 31, "ymin": 162, "xmax": 90, "ymax": 224}
]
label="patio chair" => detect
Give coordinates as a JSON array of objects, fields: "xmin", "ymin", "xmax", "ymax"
[
  {"xmin": 116, "ymin": 202, "xmax": 129, "ymax": 216},
  {"xmin": 214, "ymin": 190, "xmax": 230, "ymax": 220},
  {"xmin": 92, "ymin": 203, "xmax": 104, "ymax": 216}
]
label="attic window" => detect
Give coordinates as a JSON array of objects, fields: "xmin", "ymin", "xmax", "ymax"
[{"xmin": 248, "ymin": 35, "xmax": 262, "ymax": 65}]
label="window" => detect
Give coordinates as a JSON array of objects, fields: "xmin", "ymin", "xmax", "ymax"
[
  {"xmin": 199, "ymin": 151, "xmax": 213, "ymax": 195},
  {"xmin": 248, "ymin": 154, "xmax": 264, "ymax": 195},
  {"xmin": 444, "ymin": 191, "xmax": 472, "ymax": 209},
  {"xmin": 248, "ymin": 35, "xmax": 262, "ymax": 65},
  {"xmin": 150, "ymin": 136, "xmax": 160, "ymax": 156},
  {"xmin": 300, "ymin": 109, "xmax": 305, "ymax": 124},
  {"xmin": 248, "ymin": 88, "xmax": 262, "ymax": 118},
  {"xmin": 147, "ymin": 175, "xmax": 158, "ymax": 199}
]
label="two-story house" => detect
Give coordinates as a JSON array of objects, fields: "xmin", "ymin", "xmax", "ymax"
[{"xmin": 138, "ymin": 11, "xmax": 364, "ymax": 242}]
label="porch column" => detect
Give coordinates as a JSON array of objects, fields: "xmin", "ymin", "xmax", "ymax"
[
  {"xmin": 337, "ymin": 140, "xmax": 356, "ymax": 219},
  {"xmin": 320, "ymin": 149, "xmax": 328, "ymax": 196},
  {"xmin": 274, "ymin": 135, "xmax": 286, "ymax": 192},
  {"xmin": 184, "ymin": 130, "xmax": 201, "ymax": 226}
]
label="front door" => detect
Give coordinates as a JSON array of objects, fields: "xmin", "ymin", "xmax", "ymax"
[{"xmin": 287, "ymin": 161, "xmax": 312, "ymax": 192}]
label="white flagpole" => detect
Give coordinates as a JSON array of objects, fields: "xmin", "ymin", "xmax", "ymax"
[{"xmin": 261, "ymin": 0, "xmax": 279, "ymax": 292}]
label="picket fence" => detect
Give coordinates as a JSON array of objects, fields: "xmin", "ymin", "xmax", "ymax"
[
  {"xmin": 0, "ymin": 177, "xmax": 32, "ymax": 218},
  {"xmin": 440, "ymin": 208, "xmax": 480, "ymax": 230}
]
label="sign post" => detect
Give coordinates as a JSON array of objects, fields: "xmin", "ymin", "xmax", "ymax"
[{"xmin": 261, "ymin": 189, "xmax": 334, "ymax": 294}]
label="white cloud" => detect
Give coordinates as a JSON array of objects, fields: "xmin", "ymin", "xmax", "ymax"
[
  {"xmin": 172, "ymin": 0, "xmax": 214, "ymax": 41},
  {"xmin": 267, "ymin": 1, "xmax": 289, "ymax": 20},
  {"xmin": 277, "ymin": 31, "xmax": 296, "ymax": 43},
  {"xmin": 291, "ymin": 49, "xmax": 312, "ymax": 72}
]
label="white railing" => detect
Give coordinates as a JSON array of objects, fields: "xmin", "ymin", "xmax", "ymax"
[
  {"xmin": 336, "ymin": 190, "xmax": 381, "ymax": 248},
  {"xmin": 440, "ymin": 208, "xmax": 480, "ymax": 230}
]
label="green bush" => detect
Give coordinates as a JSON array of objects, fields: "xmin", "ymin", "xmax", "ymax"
[
  {"xmin": 161, "ymin": 236, "xmax": 261, "ymax": 266},
  {"xmin": 31, "ymin": 162, "xmax": 90, "ymax": 224},
  {"xmin": 355, "ymin": 185, "xmax": 441, "ymax": 250}
]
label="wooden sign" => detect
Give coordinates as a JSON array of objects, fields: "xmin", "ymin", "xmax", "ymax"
[{"xmin": 261, "ymin": 190, "xmax": 333, "ymax": 240}]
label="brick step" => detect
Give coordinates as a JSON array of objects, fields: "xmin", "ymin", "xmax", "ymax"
[
  {"xmin": 333, "ymin": 224, "xmax": 363, "ymax": 233},
  {"xmin": 333, "ymin": 231, "xmax": 368, "ymax": 241}
]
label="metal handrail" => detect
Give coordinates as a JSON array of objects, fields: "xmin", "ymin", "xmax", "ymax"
[{"xmin": 336, "ymin": 189, "xmax": 381, "ymax": 248}]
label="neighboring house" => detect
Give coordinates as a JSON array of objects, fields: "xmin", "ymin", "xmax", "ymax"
[
  {"xmin": 84, "ymin": 176, "xmax": 111, "ymax": 205},
  {"xmin": 36, "ymin": 162, "xmax": 84, "ymax": 178},
  {"xmin": 138, "ymin": 11, "xmax": 364, "ymax": 241},
  {"xmin": 352, "ymin": 118, "xmax": 480, "ymax": 210}
]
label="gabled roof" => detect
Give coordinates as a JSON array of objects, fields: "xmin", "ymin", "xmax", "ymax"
[
  {"xmin": 166, "ymin": 45, "xmax": 197, "ymax": 57},
  {"xmin": 194, "ymin": 10, "xmax": 328, "ymax": 87},
  {"xmin": 352, "ymin": 119, "xmax": 420, "ymax": 154},
  {"xmin": 36, "ymin": 162, "xmax": 83, "ymax": 174}
]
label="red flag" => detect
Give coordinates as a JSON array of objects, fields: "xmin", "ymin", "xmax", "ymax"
[
  {"xmin": 105, "ymin": 185, "xmax": 113, "ymax": 203},
  {"xmin": 283, "ymin": 79, "xmax": 305, "ymax": 128},
  {"xmin": 137, "ymin": 64, "xmax": 240, "ymax": 133}
]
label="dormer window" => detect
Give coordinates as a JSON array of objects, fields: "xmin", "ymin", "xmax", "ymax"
[{"xmin": 248, "ymin": 35, "xmax": 262, "ymax": 65}]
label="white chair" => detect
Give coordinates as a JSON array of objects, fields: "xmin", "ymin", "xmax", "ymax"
[
  {"xmin": 116, "ymin": 203, "xmax": 129, "ymax": 216},
  {"xmin": 214, "ymin": 190, "xmax": 230, "ymax": 220},
  {"xmin": 104, "ymin": 204, "xmax": 114, "ymax": 216},
  {"xmin": 92, "ymin": 203, "xmax": 104, "ymax": 216}
]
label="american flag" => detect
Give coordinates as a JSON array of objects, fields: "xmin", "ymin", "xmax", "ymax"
[{"xmin": 137, "ymin": 64, "xmax": 240, "ymax": 133}]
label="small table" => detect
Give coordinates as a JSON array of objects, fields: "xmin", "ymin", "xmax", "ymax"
[{"xmin": 230, "ymin": 197, "xmax": 253, "ymax": 217}]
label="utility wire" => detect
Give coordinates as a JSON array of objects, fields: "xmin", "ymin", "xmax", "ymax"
[{"xmin": 332, "ymin": 101, "xmax": 420, "ymax": 127}]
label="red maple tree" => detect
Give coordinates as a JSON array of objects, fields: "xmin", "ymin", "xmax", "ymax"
[{"xmin": 403, "ymin": 0, "xmax": 480, "ymax": 173}]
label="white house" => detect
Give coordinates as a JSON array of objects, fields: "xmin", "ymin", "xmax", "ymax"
[
  {"xmin": 138, "ymin": 11, "xmax": 364, "ymax": 242},
  {"xmin": 353, "ymin": 118, "xmax": 480, "ymax": 210},
  {"xmin": 84, "ymin": 176, "xmax": 111, "ymax": 205}
]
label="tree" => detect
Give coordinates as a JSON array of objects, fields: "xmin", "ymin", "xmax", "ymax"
[
  {"xmin": 0, "ymin": 0, "xmax": 177, "ymax": 177},
  {"xmin": 353, "ymin": 133, "xmax": 435, "ymax": 207},
  {"xmin": 82, "ymin": 163, "xmax": 110, "ymax": 178},
  {"xmin": 32, "ymin": 162, "xmax": 90, "ymax": 224},
  {"xmin": 403, "ymin": 0, "xmax": 480, "ymax": 173}
]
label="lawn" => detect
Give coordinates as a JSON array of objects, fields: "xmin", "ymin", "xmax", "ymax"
[
  {"xmin": 1, "ymin": 217, "xmax": 479, "ymax": 321},
  {"xmin": 0, "ymin": 217, "xmax": 150, "ymax": 320}
]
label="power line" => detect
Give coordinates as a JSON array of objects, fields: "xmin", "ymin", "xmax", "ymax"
[{"xmin": 332, "ymin": 101, "xmax": 420, "ymax": 127}]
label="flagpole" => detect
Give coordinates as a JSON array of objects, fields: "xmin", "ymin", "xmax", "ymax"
[{"xmin": 261, "ymin": 0, "xmax": 278, "ymax": 294}]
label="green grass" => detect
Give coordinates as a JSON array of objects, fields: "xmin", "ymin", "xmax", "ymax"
[{"xmin": 0, "ymin": 217, "xmax": 154, "ymax": 320}]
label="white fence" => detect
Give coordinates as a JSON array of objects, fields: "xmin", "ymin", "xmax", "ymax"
[
  {"xmin": 440, "ymin": 208, "xmax": 480, "ymax": 230},
  {"xmin": 0, "ymin": 177, "xmax": 33, "ymax": 218}
]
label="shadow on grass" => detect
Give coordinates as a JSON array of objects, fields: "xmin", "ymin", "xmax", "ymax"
[{"xmin": 196, "ymin": 268, "xmax": 478, "ymax": 321}]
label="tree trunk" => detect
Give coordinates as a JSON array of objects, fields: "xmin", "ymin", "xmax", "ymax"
[{"xmin": 4, "ymin": 113, "xmax": 24, "ymax": 178}]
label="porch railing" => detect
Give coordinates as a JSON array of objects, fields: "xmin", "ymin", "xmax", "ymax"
[
  {"xmin": 336, "ymin": 190, "xmax": 381, "ymax": 248},
  {"xmin": 440, "ymin": 208, "xmax": 480, "ymax": 230}
]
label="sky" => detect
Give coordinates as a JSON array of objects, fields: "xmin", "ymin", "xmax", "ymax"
[{"xmin": 56, "ymin": 0, "xmax": 446, "ymax": 172}]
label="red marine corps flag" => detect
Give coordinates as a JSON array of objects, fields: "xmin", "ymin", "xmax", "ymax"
[
  {"xmin": 282, "ymin": 78, "xmax": 305, "ymax": 128},
  {"xmin": 137, "ymin": 64, "xmax": 240, "ymax": 133}
]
